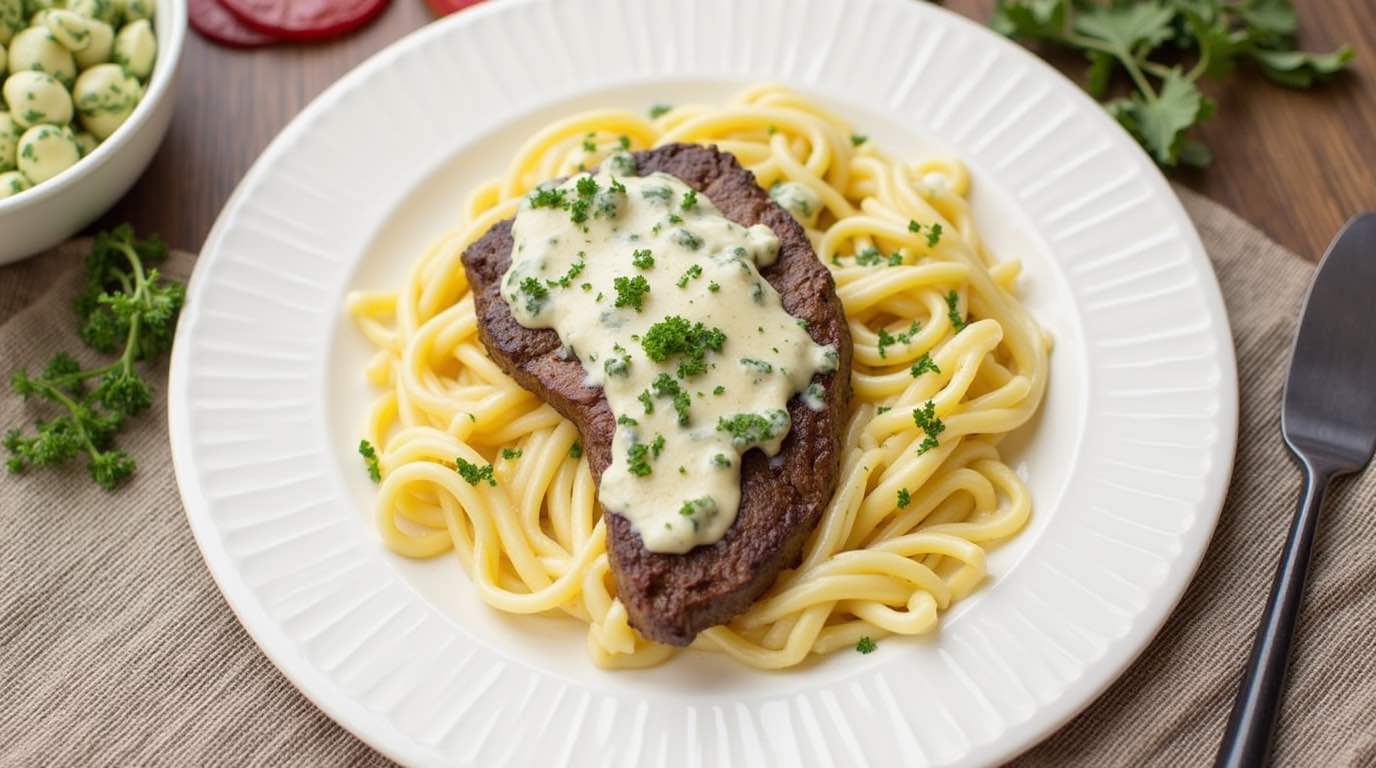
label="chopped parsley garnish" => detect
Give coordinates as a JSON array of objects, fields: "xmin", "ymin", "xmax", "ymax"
[
  {"xmin": 676, "ymin": 264, "xmax": 703, "ymax": 288},
  {"xmin": 850, "ymin": 134, "xmax": 868, "ymax": 147},
  {"xmin": 910, "ymin": 353, "xmax": 940, "ymax": 378},
  {"xmin": 648, "ymin": 103, "xmax": 672, "ymax": 119},
  {"xmin": 627, "ymin": 442, "xmax": 653, "ymax": 476},
  {"xmin": 855, "ymin": 247, "xmax": 883, "ymax": 267},
  {"xmin": 672, "ymin": 229, "xmax": 703, "ymax": 251},
  {"xmin": 750, "ymin": 283, "xmax": 764, "ymax": 304},
  {"xmin": 681, "ymin": 189, "xmax": 698, "ymax": 211},
  {"xmin": 888, "ymin": 252, "xmax": 904, "ymax": 266},
  {"xmin": 527, "ymin": 187, "xmax": 566, "ymax": 209},
  {"xmin": 678, "ymin": 496, "xmax": 716, "ymax": 531},
  {"xmin": 876, "ymin": 327, "xmax": 895, "ymax": 358},
  {"xmin": 455, "ymin": 457, "xmax": 496, "ymax": 486},
  {"xmin": 908, "ymin": 219, "xmax": 944, "ymax": 247},
  {"xmin": 641, "ymin": 315, "xmax": 726, "ymax": 378},
  {"xmin": 613, "ymin": 275, "xmax": 650, "ymax": 311},
  {"xmin": 632, "ymin": 249, "xmax": 655, "ymax": 270},
  {"xmin": 707, "ymin": 281, "xmax": 720, "ymax": 292},
  {"xmin": 569, "ymin": 440, "xmax": 583, "ymax": 459},
  {"xmin": 358, "ymin": 439, "xmax": 381, "ymax": 483},
  {"xmin": 856, "ymin": 636, "xmax": 877, "ymax": 654},
  {"xmin": 739, "ymin": 357, "xmax": 774, "ymax": 375},
  {"xmin": 946, "ymin": 290, "xmax": 967, "ymax": 332},
  {"xmin": 712, "ymin": 453, "xmax": 731, "ymax": 468},
  {"xmin": 713, "ymin": 385, "xmax": 725, "ymax": 396},
  {"xmin": 912, "ymin": 400, "xmax": 946, "ymax": 455},
  {"xmin": 617, "ymin": 134, "xmax": 631, "ymax": 150},
  {"xmin": 517, "ymin": 277, "xmax": 549, "ymax": 314},
  {"xmin": 876, "ymin": 405, "xmax": 891, "ymax": 414},
  {"xmin": 617, "ymin": 414, "xmax": 639, "ymax": 427},
  {"xmin": 545, "ymin": 259, "xmax": 585, "ymax": 288},
  {"xmin": 642, "ymin": 185, "xmax": 671, "ymax": 204},
  {"xmin": 627, "ymin": 434, "xmax": 665, "ymax": 477},
  {"xmin": 717, "ymin": 410, "xmax": 788, "ymax": 449},
  {"xmin": 638, "ymin": 390, "xmax": 654, "ymax": 414},
  {"xmin": 896, "ymin": 488, "xmax": 911, "ymax": 508},
  {"xmin": 604, "ymin": 346, "xmax": 631, "ymax": 377},
  {"xmin": 500, "ymin": 448, "xmax": 523, "ymax": 460},
  {"xmin": 651, "ymin": 373, "xmax": 693, "ymax": 425},
  {"xmin": 582, "ymin": 133, "xmax": 597, "ymax": 152}
]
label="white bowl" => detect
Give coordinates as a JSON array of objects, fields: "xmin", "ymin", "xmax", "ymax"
[{"xmin": 0, "ymin": 0, "xmax": 187, "ymax": 265}]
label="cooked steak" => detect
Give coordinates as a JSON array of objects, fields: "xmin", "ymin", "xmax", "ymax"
[{"xmin": 461, "ymin": 144, "xmax": 851, "ymax": 646}]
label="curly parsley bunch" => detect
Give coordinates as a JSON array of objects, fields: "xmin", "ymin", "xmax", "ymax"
[
  {"xmin": 4, "ymin": 225, "xmax": 185, "ymax": 489},
  {"xmin": 993, "ymin": 0, "xmax": 1352, "ymax": 167}
]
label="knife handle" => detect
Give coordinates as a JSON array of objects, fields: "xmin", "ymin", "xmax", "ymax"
[{"xmin": 1215, "ymin": 459, "xmax": 1332, "ymax": 768}]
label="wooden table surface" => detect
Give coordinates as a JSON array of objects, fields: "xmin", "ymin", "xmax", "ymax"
[{"xmin": 106, "ymin": 0, "xmax": 1376, "ymax": 262}]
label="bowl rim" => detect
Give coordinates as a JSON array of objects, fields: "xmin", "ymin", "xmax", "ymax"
[{"xmin": 0, "ymin": 0, "xmax": 188, "ymax": 212}]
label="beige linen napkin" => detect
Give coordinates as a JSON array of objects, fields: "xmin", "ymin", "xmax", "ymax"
[{"xmin": 1, "ymin": 190, "xmax": 1372, "ymax": 767}]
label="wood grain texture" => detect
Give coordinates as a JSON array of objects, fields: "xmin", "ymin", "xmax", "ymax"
[{"xmin": 103, "ymin": 0, "xmax": 1374, "ymax": 261}]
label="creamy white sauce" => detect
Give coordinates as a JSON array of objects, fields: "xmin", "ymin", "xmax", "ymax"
[{"xmin": 502, "ymin": 154, "xmax": 836, "ymax": 553}]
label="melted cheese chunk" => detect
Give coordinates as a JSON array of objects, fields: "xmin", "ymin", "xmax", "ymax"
[{"xmin": 502, "ymin": 155, "xmax": 836, "ymax": 553}]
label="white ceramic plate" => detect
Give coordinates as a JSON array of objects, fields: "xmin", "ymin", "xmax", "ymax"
[{"xmin": 169, "ymin": 1, "xmax": 1238, "ymax": 765}]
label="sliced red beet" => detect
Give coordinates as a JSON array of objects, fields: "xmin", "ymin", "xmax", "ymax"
[
  {"xmin": 425, "ymin": 0, "xmax": 483, "ymax": 17},
  {"xmin": 219, "ymin": 0, "xmax": 391, "ymax": 42},
  {"xmin": 190, "ymin": 0, "xmax": 278, "ymax": 47}
]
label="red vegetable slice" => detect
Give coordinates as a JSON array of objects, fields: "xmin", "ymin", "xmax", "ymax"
[
  {"xmin": 190, "ymin": 0, "xmax": 278, "ymax": 47},
  {"xmin": 425, "ymin": 0, "xmax": 483, "ymax": 17},
  {"xmin": 219, "ymin": 0, "xmax": 391, "ymax": 42}
]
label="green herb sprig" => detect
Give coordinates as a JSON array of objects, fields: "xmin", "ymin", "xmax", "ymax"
[
  {"xmin": 992, "ymin": 0, "xmax": 1352, "ymax": 167},
  {"xmin": 4, "ymin": 226, "xmax": 184, "ymax": 489}
]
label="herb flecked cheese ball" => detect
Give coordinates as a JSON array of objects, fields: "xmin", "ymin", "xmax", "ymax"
[
  {"xmin": 0, "ymin": 0, "xmax": 153, "ymax": 197},
  {"xmin": 16, "ymin": 122, "xmax": 78, "ymax": 182},
  {"xmin": 4, "ymin": 69, "xmax": 72, "ymax": 127}
]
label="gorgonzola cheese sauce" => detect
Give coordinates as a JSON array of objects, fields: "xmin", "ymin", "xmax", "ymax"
[{"xmin": 501, "ymin": 154, "xmax": 836, "ymax": 554}]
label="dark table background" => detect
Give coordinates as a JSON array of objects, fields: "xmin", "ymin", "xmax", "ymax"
[{"xmin": 105, "ymin": 0, "xmax": 1375, "ymax": 262}]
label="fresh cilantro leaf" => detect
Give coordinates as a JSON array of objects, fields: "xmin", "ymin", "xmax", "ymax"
[
  {"xmin": 1251, "ymin": 46, "xmax": 1354, "ymax": 88},
  {"xmin": 1108, "ymin": 70, "xmax": 1213, "ymax": 166},
  {"xmin": 1073, "ymin": 1, "xmax": 1176, "ymax": 55}
]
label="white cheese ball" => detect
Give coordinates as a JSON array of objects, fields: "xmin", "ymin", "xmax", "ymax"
[
  {"xmin": 46, "ymin": 10, "xmax": 98, "ymax": 51},
  {"xmin": 112, "ymin": 18, "xmax": 152, "ymax": 78},
  {"xmin": 7, "ymin": 27, "xmax": 75, "ymax": 87},
  {"xmin": 0, "ymin": 111, "xmax": 18, "ymax": 171},
  {"xmin": 120, "ymin": 0, "xmax": 152, "ymax": 23},
  {"xmin": 72, "ymin": 62, "xmax": 139, "ymax": 139},
  {"xmin": 16, "ymin": 122, "xmax": 78, "ymax": 182},
  {"xmin": 0, "ymin": 0, "xmax": 21, "ymax": 46},
  {"xmin": 0, "ymin": 168, "xmax": 30, "ymax": 197},
  {"xmin": 66, "ymin": 0, "xmax": 120, "ymax": 26},
  {"xmin": 72, "ymin": 128, "xmax": 95, "ymax": 156},
  {"xmin": 3, "ymin": 70, "xmax": 72, "ymax": 127},
  {"xmin": 70, "ymin": 17, "xmax": 111, "ymax": 67}
]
